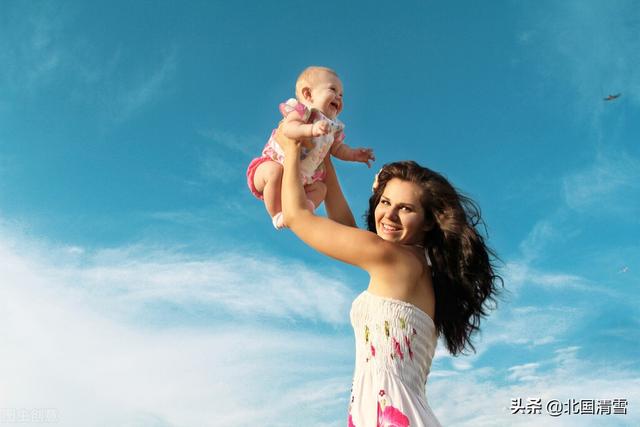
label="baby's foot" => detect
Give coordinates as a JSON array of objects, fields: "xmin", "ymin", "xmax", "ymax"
[{"xmin": 272, "ymin": 212, "xmax": 285, "ymax": 230}]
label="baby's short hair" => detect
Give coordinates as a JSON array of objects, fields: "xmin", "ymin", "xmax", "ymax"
[{"xmin": 295, "ymin": 66, "xmax": 339, "ymax": 100}]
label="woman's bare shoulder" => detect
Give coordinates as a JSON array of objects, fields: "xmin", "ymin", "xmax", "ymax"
[{"xmin": 368, "ymin": 245, "xmax": 426, "ymax": 296}]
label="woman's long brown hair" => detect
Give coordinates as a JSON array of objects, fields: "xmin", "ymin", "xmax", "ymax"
[{"xmin": 365, "ymin": 161, "xmax": 503, "ymax": 355}]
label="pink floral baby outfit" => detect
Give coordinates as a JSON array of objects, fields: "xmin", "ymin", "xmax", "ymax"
[
  {"xmin": 246, "ymin": 98, "xmax": 345, "ymax": 199},
  {"xmin": 348, "ymin": 291, "xmax": 441, "ymax": 427}
]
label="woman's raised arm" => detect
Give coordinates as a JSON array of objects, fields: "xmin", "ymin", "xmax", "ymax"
[
  {"xmin": 322, "ymin": 156, "xmax": 356, "ymax": 227},
  {"xmin": 280, "ymin": 136, "xmax": 392, "ymax": 270}
]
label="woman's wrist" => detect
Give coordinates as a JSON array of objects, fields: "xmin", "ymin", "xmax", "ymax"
[{"xmin": 283, "ymin": 143, "xmax": 301, "ymax": 158}]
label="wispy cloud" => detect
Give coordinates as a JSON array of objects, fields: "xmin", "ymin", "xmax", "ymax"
[
  {"xmin": 518, "ymin": 219, "xmax": 556, "ymax": 262},
  {"xmin": 0, "ymin": 3, "xmax": 178, "ymax": 125},
  {"xmin": 518, "ymin": 0, "xmax": 640, "ymax": 134},
  {"xmin": 431, "ymin": 345, "xmax": 640, "ymax": 426},
  {"xmin": 195, "ymin": 128, "xmax": 263, "ymax": 187},
  {"xmin": 198, "ymin": 150, "xmax": 237, "ymax": 182},
  {"xmin": 7, "ymin": 223, "xmax": 637, "ymax": 427},
  {"xmin": 507, "ymin": 362, "xmax": 541, "ymax": 382},
  {"xmin": 0, "ymin": 2, "xmax": 66, "ymax": 93},
  {"xmin": 198, "ymin": 129, "xmax": 260, "ymax": 156},
  {"xmin": 562, "ymin": 150, "xmax": 640, "ymax": 215},
  {"xmin": 1, "ymin": 221, "xmax": 355, "ymax": 426},
  {"xmin": 114, "ymin": 49, "xmax": 177, "ymax": 123},
  {"xmin": 14, "ymin": 241, "xmax": 355, "ymax": 327}
]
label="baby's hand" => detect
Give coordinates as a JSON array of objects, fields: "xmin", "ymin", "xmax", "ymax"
[
  {"xmin": 353, "ymin": 148, "xmax": 376, "ymax": 168},
  {"xmin": 276, "ymin": 123, "xmax": 314, "ymax": 150},
  {"xmin": 312, "ymin": 120, "xmax": 331, "ymax": 137}
]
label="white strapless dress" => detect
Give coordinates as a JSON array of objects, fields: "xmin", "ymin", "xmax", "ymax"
[{"xmin": 348, "ymin": 291, "xmax": 441, "ymax": 427}]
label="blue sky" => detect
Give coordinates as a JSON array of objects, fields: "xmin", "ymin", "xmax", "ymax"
[{"xmin": 1, "ymin": 1, "xmax": 638, "ymax": 426}]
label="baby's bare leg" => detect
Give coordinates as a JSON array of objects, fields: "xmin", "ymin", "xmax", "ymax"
[
  {"xmin": 253, "ymin": 161, "xmax": 283, "ymax": 216},
  {"xmin": 304, "ymin": 181, "xmax": 327, "ymax": 210}
]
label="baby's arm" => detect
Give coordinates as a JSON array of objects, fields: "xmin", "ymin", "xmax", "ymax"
[
  {"xmin": 280, "ymin": 111, "xmax": 331, "ymax": 140},
  {"xmin": 330, "ymin": 141, "xmax": 375, "ymax": 168}
]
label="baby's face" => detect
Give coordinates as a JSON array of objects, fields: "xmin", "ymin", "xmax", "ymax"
[{"xmin": 307, "ymin": 72, "xmax": 343, "ymax": 119}]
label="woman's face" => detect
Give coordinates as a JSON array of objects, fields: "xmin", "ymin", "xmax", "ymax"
[{"xmin": 374, "ymin": 178, "xmax": 427, "ymax": 245}]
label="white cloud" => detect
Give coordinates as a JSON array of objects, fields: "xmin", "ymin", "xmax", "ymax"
[
  {"xmin": 503, "ymin": 260, "xmax": 598, "ymax": 294},
  {"xmin": 429, "ymin": 301, "xmax": 587, "ymax": 380},
  {"xmin": 2, "ymin": 213, "xmax": 638, "ymax": 426},
  {"xmin": 452, "ymin": 359, "xmax": 473, "ymax": 371},
  {"xmin": 518, "ymin": 220, "xmax": 556, "ymax": 262},
  {"xmin": 477, "ymin": 305, "xmax": 581, "ymax": 356},
  {"xmin": 507, "ymin": 362, "xmax": 541, "ymax": 382},
  {"xmin": 562, "ymin": 151, "xmax": 640, "ymax": 215},
  {"xmin": 0, "ymin": 222, "xmax": 357, "ymax": 426},
  {"xmin": 430, "ymin": 346, "xmax": 640, "ymax": 426},
  {"xmin": 11, "ymin": 239, "xmax": 354, "ymax": 327}
]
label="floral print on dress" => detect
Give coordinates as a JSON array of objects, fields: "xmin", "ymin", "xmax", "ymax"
[
  {"xmin": 392, "ymin": 337, "xmax": 404, "ymax": 360},
  {"xmin": 404, "ymin": 336, "xmax": 414, "ymax": 361},
  {"xmin": 349, "ymin": 291, "xmax": 441, "ymax": 426},
  {"xmin": 377, "ymin": 401, "xmax": 410, "ymax": 427},
  {"xmin": 377, "ymin": 389, "xmax": 410, "ymax": 427}
]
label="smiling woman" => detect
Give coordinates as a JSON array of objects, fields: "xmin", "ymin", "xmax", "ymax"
[
  {"xmin": 365, "ymin": 162, "xmax": 503, "ymax": 355},
  {"xmin": 280, "ymin": 130, "xmax": 503, "ymax": 426},
  {"xmin": 374, "ymin": 179, "xmax": 429, "ymax": 246}
]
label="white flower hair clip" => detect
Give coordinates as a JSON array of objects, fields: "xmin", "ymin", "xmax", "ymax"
[{"xmin": 372, "ymin": 168, "xmax": 383, "ymax": 192}]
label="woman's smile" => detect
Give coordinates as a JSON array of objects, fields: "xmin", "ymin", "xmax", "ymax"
[{"xmin": 374, "ymin": 178, "xmax": 426, "ymax": 245}]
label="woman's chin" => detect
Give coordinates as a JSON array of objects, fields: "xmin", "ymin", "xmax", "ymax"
[{"xmin": 377, "ymin": 231, "xmax": 402, "ymax": 243}]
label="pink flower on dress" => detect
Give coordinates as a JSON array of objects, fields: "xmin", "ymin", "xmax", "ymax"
[
  {"xmin": 377, "ymin": 401, "xmax": 410, "ymax": 427},
  {"xmin": 404, "ymin": 336, "xmax": 414, "ymax": 361},
  {"xmin": 348, "ymin": 414, "xmax": 356, "ymax": 427},
  {"xmin": 392, "ymin": 337, "xmax": 404, "ymax": 360},
  {"xmin": 371, "ymin": 344, "xmax": 376, "ymax": 357}
]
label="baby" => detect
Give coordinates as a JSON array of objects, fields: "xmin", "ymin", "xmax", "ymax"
[{"xmin": 246, "ymin": 66, "xmax": 375, "ymax": 229}]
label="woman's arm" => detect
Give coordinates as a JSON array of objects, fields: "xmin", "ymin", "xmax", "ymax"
[
  {"xmin": 322, "ymin": 156, "xmax": 356, "ymax": 227},
  {"xmin": 281, "ymin": 139, "xmax": 393, "ymax": 270}
]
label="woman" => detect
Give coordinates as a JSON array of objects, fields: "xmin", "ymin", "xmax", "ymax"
[{"xmin": 280, "ymin": 137, "xmax": 502, "ymax": 426}]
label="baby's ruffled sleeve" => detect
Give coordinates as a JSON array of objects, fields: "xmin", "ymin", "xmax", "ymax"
[{"xmin": 278, "ymin": 98, "xmax": 312, "ymax": 122}]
